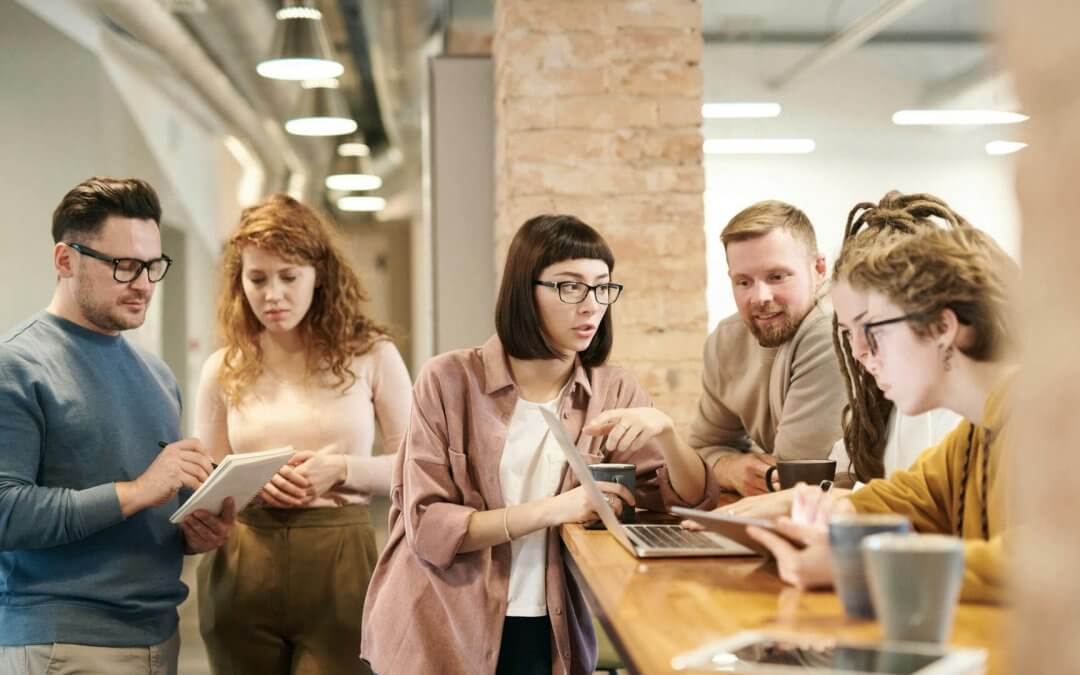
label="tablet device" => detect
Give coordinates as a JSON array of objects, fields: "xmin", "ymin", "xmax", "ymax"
[
  {"xmin": 669, "ymin": 506, "xmax": 805, "ymax": 557},
  {"xmin": 671, "ymin": 631, "xmax": 985, "ymax": 674}
]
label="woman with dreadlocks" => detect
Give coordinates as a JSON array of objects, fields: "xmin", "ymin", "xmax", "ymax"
[
  {"xmin": 829, "ymin": 191, "xmax": 967, "ymax": 484},
  {"xmin": 746, "ymin": 222, "xmax": 1019, "ymax": 604}
]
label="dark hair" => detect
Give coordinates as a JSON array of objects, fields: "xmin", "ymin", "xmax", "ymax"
[
  {"xmin": 495, "ymin": 214, "xmax": 615, "ymax": 367},
  {"xmin": 52, "ymin": 177, "xmax": 162, "ymax": 243}
]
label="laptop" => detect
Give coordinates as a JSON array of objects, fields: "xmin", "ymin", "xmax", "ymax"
[{"xmin": 540, "ymin": 407, "xmax": 755, "ymax": 558}]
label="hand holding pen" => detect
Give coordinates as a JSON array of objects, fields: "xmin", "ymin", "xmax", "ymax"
[
  {"xmin": 159, "ymin": 441, "xmax": 218, "ymax": 470},
  {"xmin": 115, "ymin": 439, "xmax": 215, "ymax": 518}
]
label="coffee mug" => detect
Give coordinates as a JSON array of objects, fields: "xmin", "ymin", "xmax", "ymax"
[
  {"xmin": 828, "ymin": 513, "xmax": 912, "ymax": 619},
  {"xmin": 765, "ymin": 459, "xmax": 837, "ymax": 492},
  {"xmin": 862, "ymin": 533, "xmax": 966, "ymax": 643},
  {"xmin": 585, "ymin": 463, "xmax": 636, "ymax": 530}
]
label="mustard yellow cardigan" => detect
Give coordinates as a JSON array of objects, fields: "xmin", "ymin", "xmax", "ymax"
[{"xmin": 848, "ymin": 373, "xmax": 1012, "ymax": 604}]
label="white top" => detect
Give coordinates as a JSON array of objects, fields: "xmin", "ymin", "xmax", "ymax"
[
  {"xmin": 831, "ymin": 407, "xmax": 963, "ymax": 486},
  {"xmin": 499, "ymin": 394, "xmax": 567, "ymax": 617}
]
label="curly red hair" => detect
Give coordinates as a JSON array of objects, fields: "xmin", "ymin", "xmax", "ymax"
[{"xmin": 216, "ymin": 193, "xmax": 388, "ymax": 403}]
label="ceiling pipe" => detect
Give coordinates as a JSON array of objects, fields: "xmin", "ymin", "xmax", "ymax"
[
  {"xmin": 768, "ymin": 0, "xmax": 931, "ymax": 89},
  {"xmin": 85, "ymin": 0, "xmax": 312, "ymax": 196}
]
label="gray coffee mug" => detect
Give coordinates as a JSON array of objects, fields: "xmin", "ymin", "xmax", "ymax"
[
  {"xmin": 765, "ymin": 459, "xmax": 837, "ymax": 492},
  {"xmin": 828, "ymin": 513, "xmax": 911, "ymax": 619},
  {"xmin": 587, "ymin": 463, "xmax": 636, "ymax": 528},
  {"xmin": 862, "ymin": 533, "xmax": 966, "ymax": 643}
]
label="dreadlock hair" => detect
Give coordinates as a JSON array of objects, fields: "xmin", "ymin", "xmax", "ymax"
[{"xmin": 832, "ymin": 191, "xmax": 972, "ymax": 483}]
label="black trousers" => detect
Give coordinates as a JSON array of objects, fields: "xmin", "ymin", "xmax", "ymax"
[{"xmin": 494, "ymin": 616, "xmax": 552, "ymax": 675}]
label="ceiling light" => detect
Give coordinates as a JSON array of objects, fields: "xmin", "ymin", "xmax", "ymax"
[
  {"xmin": 702, "ymin": 102, "xmax": 782, "ymax": 119},
  {"xmin": 256, "ymin": 3, "xmax": 344, "ymax": 81},
  {"xmin": 985, "ymin": 140, "xmax": 1028, "ymax": 155},
  {"xmin": 326, "ymin": 174, "xmax": 381, "ymax": 191},
  {"xmin": 326, "ymin": 139, "xmax": 381, "ymax": 190},
  {"xmin": 338, "ymin": 141, "xmax": 370, "ymax": 157},
  {"xmin": 285, "ymin": 79, "xmax": 357, "ymax": 137},
  {"xmin": 892, "ymin": 110, "xmax": 1029, "ymax": 126},
  {"xmin": 337, "ymin": 196, "xmax": 386, "ymax": 212},
  {"xmin": 703, "ymin": 138, "xmax": 815, "ymax": 155}
]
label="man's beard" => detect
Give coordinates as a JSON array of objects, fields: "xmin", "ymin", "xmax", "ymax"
[
  {"xmin": 747, "ymin": 304, "xmax": 806, "ymax": 348},
  {"xmin": 77, "ymin": 282, "xmax": 149, "ymax": 332}
]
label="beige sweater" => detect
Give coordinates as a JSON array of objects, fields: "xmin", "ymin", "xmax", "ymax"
[
  {"xmin": 689, "ymin": 299, "xmax": 845, "ymax": 467},
  {"xmin": 195, "ymin": 339, "xmax": 412, "ymax": 506}
]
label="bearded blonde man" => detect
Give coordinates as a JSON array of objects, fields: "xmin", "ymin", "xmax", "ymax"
[{"xmin": 691, "ymin": 201, "xmax": 846, "ymax": 496}]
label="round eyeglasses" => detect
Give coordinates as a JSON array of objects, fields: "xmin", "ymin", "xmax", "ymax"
[
  {"xmin": 64, "ymin": 242, "xmax": 173, "ymax": 283},
  {"xmin": 534, "ymin": 280, "xmax": 624, "ymax": 305}
]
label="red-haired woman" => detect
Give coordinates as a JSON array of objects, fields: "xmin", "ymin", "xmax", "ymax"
[{"xmin": 194, "ymin": 194, "xmax": 411, "ymax": 674}]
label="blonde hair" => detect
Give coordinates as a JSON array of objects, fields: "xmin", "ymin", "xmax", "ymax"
[
  {"xmin": 216, "ymin": 193, "xmax": 388, "ymax": 404},
  {"xmin": 847, "ymin": 226, "xmax": 1018, "ymax": 361},
  {"xmin": 720, "ymin": 200, "xmax": 818, "ymax": 254},
  {"xmin": 832, "ymin": 191, "xmax": 971, "ymax": 482}
]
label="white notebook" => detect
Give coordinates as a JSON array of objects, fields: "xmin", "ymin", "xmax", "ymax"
[{"xmin": 169, "ymin": 446, "xmax": 295, "ymax": 524}]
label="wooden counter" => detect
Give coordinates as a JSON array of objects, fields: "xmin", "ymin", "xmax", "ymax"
[{"xmin": 561, "ymin": 523, "xmax": 1006, "ymax": 674}]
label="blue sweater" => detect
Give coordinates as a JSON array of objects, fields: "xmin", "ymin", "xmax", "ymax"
[{"xmin": 0, "ymin": 312, "xmax": 187, "ymax": 646}]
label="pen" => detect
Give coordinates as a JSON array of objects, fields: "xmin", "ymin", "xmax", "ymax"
[{"xmin": 158, "ymin": 441, "xmax": 218, "ymax": 470}]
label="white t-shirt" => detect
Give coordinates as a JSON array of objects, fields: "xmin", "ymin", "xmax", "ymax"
[
  {"xmin": 831, "ymin": 407, "xmax": 963, "ymax": 486},
  {"xmin": 499, "ymin": 395, "xmax": 568, "ymax": 617}
]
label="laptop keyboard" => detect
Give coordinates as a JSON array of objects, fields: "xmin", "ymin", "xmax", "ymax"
[{"xmin": 629, "ymin": 524, "xmax": 725, "ymax": 550}]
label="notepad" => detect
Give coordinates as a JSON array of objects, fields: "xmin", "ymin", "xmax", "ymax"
[{"xmin": 169, "ymin": 446, "xmax": 295, "ymax": 524}]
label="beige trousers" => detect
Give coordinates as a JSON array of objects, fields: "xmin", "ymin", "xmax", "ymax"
[{"xmin": 0, "ymin": 631, "xmax": 179, "ymax": 675}]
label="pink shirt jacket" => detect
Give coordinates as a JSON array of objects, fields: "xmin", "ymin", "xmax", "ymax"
[{"xmin": 361, "ymin": 336, "xmax": 720, "ymax": 675}]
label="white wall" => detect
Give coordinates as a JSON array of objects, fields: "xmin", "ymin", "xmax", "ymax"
[
  {"xmin": 702, "ymin": 43, "xmax": 1022, "ymax": 328},
  {"xmin": 429, "ymin": 57, "xmax": 496, "ymax": 354},
  {"xmin": 1, "ymin": 2, "xmax": 242, "ymax": 433}
]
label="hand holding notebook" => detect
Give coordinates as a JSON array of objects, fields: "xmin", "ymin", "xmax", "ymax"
[{"xmin": 169, "ymin": 446, "xmax": 295, "ymax": 524}]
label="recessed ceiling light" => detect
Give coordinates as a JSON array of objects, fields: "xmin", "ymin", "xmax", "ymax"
[
  {"xmin": 703, "ymin": 138, "xmax": 815, "ymax": 155},
  {"xmin": 892, "ymin": 110, "xmax": 1029, "ymax": 126},
  {"xmin": 985, "ymin": 140, "xmax": 1028, "ymax": 155},
  {"xmin": 702, "ymin": 102, "xmax": 782, "ymax": 119}
]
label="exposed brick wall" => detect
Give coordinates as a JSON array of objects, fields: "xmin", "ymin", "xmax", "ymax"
[{"xmin": 493, "ymin": 0, "xmax": 706, "ymax": 431}]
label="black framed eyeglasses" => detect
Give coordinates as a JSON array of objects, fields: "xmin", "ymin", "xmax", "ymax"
[
  {"xmin": 862, "ymin": 313, "xmax": 925, "ymax": 356},
  {"xmin": 535, "ymin": 280, "xmax": 624, "ymax": 305},
  {"xmin": 64, "ymin": 242, "xmax": 173, "ymax": 283}
]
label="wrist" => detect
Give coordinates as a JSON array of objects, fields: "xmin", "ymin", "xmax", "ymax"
[
  {"xmin": 540, "ymin": 496, "xmax": 565, "ymax": 529},
  {"xmin": 657, "ymin": 425, "xmax": 680, "ymax": 453},
  {"xmin": 116, "ymin": 480, "xmax": 146, "ymax": 518},
  {"xmin": 712, "ymin": 454, "xmax": 736, "ymax": 491},
  {"xmin": 334, "ymin": 455, "xmax": 349, "ymax": 485}
]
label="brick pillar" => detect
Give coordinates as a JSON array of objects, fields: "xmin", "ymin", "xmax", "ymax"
[
  {"xmin": 1001, "ymin": 1, "xmax": 1080, "ymax": 671},
  {"xmin": 493, "ymin": 0, "xmax": 706, "ymax": 430}
]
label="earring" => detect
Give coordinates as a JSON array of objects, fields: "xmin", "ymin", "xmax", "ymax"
[{"xmin": 943, "ymin": 344, "xmax": 954, "ymax": 372}]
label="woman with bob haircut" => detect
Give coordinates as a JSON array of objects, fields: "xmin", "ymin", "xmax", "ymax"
[
  {"xmin": 746, "ymin": 225, "xmax": 1019, "ymax": 605},
  {"xmin": 194, "ymin": 194, "xmax": 412, "ymax": 674},
  {"xmin": 360, "ymin": 214, "xmax": 718, "ymax": 675}
]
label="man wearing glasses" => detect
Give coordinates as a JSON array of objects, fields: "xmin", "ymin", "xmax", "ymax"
[
  {"xmin": 0, "ymin": 177, "xmax": 233, "ymax": 675},
  {"xmin": 689, "ymin": 201, "xmax": 846, "ymax": 496}
]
